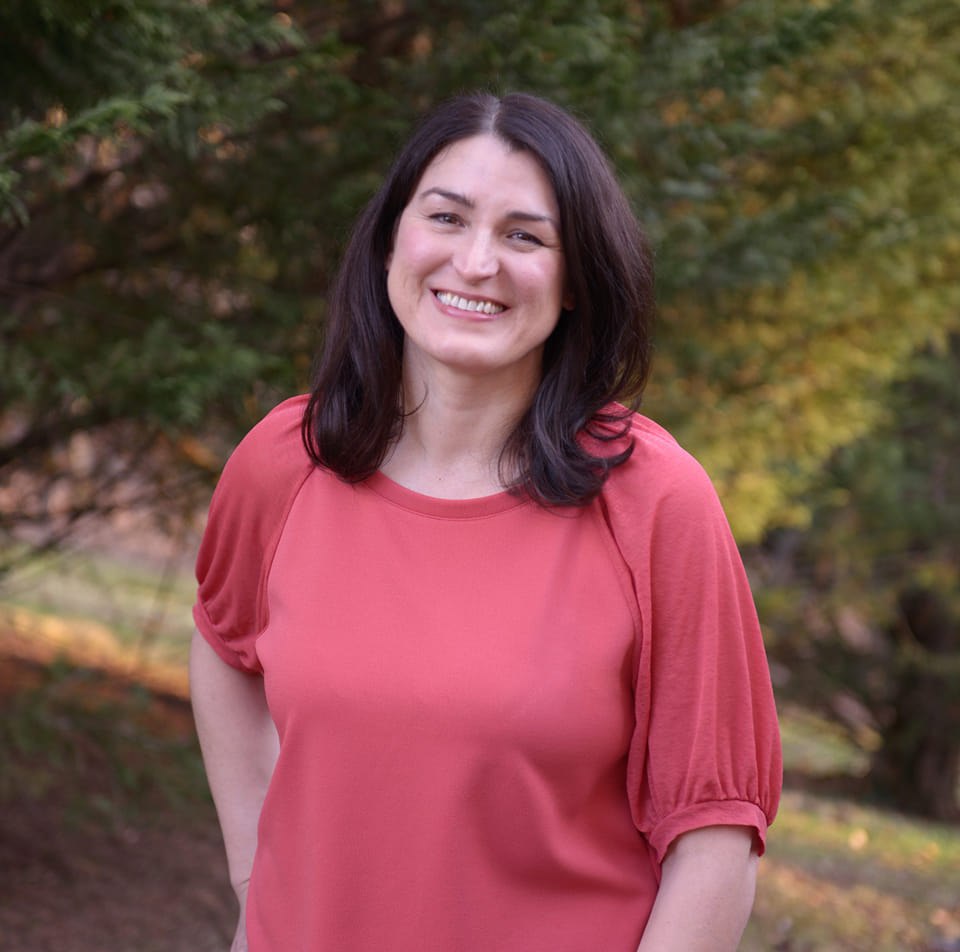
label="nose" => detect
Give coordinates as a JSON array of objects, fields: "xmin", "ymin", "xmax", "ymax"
[{"xmin": 453, "ymin": 230, "xmax": 499, "ymax": 281}]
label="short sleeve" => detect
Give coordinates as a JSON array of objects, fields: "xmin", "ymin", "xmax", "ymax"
[
  {"xmin": 193, "ymin": 395, "xmax": 313, "ymax": 673},
  {"xmin": 601, "ymin": 417, "xmax": 782, "ymax": 864}
]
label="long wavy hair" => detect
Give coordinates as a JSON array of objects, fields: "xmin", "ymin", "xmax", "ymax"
[{"xmin": 302, "ymin": 91, "xmax": 655, "ymax": 506}]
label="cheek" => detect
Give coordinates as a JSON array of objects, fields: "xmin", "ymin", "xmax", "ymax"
[
  {"xmin": 523, "ymin": 260, "xmax": 568, "ymax": 310},
  {"xmin": 386, "ymin": 233, "xmax": 428, "ymax": 320},
  {"xmin": 387, "ymin": 229, "xmax": 428, "ymax": 287}
]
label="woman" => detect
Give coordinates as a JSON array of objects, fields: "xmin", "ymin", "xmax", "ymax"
[{"xmin": 190, "ymin": 91, "xmax": 781, "ymax": 952}]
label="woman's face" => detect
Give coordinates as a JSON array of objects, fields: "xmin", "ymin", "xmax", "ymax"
[{"xmin": 386, "ymin": 134, "xmax": 571, "ymax": 391}]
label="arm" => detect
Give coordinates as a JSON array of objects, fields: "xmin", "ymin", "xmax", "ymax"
[
  {"xmin": 637, "ymin": 825, "xmax": 758, "ymax": 952},
  {"xmin": 190, "ymin": 630, "xmax": 279, "ymax": 949}
]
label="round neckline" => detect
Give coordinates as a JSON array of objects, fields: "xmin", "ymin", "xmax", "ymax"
[{"xmin": 364, "ymin": 470, "xmax": 528, "ymax": 518}]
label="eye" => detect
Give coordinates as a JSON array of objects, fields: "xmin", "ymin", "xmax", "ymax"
[
  {"xmin": 429, "ymin": 212, "xmax": 463, "ymax": 226},
  {"xmin": 508, "ymin": 230, "xmax": 544, "ymax": 246}
]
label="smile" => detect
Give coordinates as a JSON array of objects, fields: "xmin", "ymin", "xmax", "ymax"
[{"xmin": 434, "ymin": 290, "xmax": 506, "ymax": 315}]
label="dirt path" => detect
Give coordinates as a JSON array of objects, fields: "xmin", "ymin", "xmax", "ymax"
[{"xmin": 3, "ymin": 807, "xmax": 234, "ymax": 952}]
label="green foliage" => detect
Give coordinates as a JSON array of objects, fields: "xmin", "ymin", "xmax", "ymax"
[
  {"xmin": 2, "ymin": 0, "xmax": 958, "ymax": 547},
  {"xmin": 0, "ymin": 0, "xmax": 298, "ymax": 216},
  {"xmin": 757, "ymin": 336, "xmax": 960, "ymax": 817},
  {"xmin": 789, "ymin": 335, "xmax": 960, "ymax": 627},
  {"xmin": 626, "ymin": 0, "xmax": 960, "ymax": 537}
]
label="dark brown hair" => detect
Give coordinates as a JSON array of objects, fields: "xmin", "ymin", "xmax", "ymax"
[{"xmin": 302, "ymin": 91, "xmax": 654, "ymax": 505}]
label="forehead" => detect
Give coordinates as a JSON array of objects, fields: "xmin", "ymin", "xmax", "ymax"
[{"xmin": 414, "ymin": 134, "xmax": 559, "ymax": 213}]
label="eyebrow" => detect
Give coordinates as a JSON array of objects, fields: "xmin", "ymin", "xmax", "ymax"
[{"xmin": 418, "ymin": 187, "xmax": 559, "ymax": 230}]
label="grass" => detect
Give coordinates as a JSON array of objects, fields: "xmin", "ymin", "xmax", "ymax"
[
  {"xmin": 0, "ymin": 546, "xmax": 205, "ymax": 827},
  {"xmin": 746, "ymin": 789, "xmax": 960, "ymax": 950},
  {"xmin": 742, "ymin": 710, "xmax": 960, "ymax": 951},
  {"xmin": 1, "ymin": 545, "xmax": 197, "ymax": 666},
  {"xmin": 779, "ymin": 703, "xmax": 875, "ymax": 778}
]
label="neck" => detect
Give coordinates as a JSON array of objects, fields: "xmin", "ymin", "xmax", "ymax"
[{"xmin": 380, "ymin": 353, "xmax": 539, "ymax": 498}]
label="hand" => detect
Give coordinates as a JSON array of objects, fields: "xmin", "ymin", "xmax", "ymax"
[
  {"xmin": 229, "ymin": 880, "xmax": 249, "ymax": 952},
  {"xmin": 229, "ymin": 914, "xmax": 248, "ymax": 952}
]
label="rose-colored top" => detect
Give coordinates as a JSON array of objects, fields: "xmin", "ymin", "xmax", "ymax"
[{"xmin": 194, "ymin": 395, "xmax": 781, "ymax": 952}]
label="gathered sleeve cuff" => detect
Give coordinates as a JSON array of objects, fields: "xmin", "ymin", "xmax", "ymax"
[{"xmin": 646, "ymin": 799, "xmax": 772, "ymax": 864}]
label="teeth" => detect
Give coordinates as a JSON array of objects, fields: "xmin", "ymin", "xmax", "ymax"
[{"xmin": 436, "ymin": 291, "xmax": 505, "ymax": 315}]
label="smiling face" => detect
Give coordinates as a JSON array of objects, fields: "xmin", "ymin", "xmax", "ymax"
[{"xmin": 386, "ymin": 134, "xmax": 571, "ymax": 394}]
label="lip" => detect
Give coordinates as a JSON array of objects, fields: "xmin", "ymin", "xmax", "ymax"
[{"xmin": 431, "ymin": 289, "xmax": 508, "ymax": 319}]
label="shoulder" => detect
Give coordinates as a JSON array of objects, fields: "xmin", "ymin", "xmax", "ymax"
[
  {"xmin": 585, "ymin": 406, "xmax": 737, "ymax": 573},
  {"xmin": 203, "ymin": 394, "xmax": 315, "ymax": 553},
  {"xmin": 591, "ymin": 405, "xmax": 722, "ymax": 519},
  {"xmin": 217, "ymin": 394, "xmax": 313, "ymax": 496}
]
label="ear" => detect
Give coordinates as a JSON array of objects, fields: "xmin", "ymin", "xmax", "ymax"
[{"xmin": 562, "ymin": 287, "xmax": 575, "ymax": 311}]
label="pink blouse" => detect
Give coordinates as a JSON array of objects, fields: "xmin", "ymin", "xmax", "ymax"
[{"xmin": 194, "ymin": 395, "xmax": 781, "ymax": 951}]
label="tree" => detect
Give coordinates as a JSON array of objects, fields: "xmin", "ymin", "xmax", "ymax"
[
  {"xmin": 0, "ymin": 0, "xmax": 311, "ymax": 564},
  {"xmin": 2, "ymin": 0, "xmax": 957, "ymax": 544},
  {"xmin": 757, "ymin": 337, "xmax": 960, "ymax": 818}
]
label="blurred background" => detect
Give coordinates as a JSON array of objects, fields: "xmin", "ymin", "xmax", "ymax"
[{"xmin": 1, "ymin": 1, "xmax": 958, "ymax": 949}]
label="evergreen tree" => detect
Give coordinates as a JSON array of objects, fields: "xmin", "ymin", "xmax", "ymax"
[{"xmin": 4, "ymin": 0, "xmax": 956, "ymax": 549}]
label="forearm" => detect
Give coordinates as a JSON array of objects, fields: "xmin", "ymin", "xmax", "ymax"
[
  {"xmin": 637, "ymin": 825, "xmax": 758, "ymax": 952},
  {"xmin": 190, "ymin": 630, "xmax": 279, "ymax": 894}
]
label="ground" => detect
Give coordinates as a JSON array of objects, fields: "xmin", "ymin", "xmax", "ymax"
[
  {"xmin": 2, "ymin": 795, "xmax": 234, "ymax": 952},
  {"xmin": 0, "ymin": 634, "xmax": 236, "ymax": 952}
]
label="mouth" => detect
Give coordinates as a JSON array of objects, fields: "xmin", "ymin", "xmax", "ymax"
[{"xmin": 434, "ymin": 290, "xmax": 506, "ymax": 316}]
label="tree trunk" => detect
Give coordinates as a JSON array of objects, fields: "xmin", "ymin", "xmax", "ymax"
[{"xmin": 870, "ymin": 586, "xmax": 960, "ymax": 820}]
